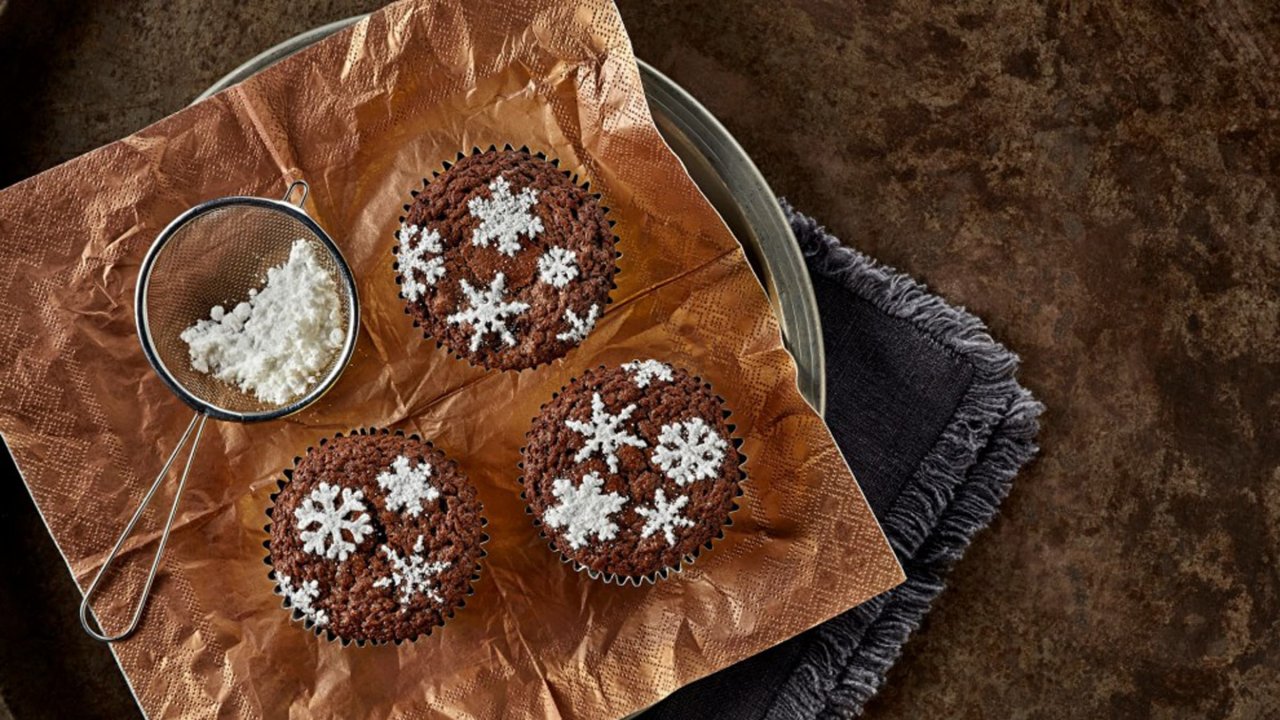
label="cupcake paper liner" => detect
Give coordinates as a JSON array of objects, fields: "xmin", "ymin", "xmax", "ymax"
[{"xmin": 263, "ymin": 426, "xmax": 489, "ymax": 646}]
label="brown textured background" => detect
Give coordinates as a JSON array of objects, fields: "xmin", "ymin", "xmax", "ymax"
[{"xmin": 0, "ymin": 0, "xmax": 1276, "ymax": 718}]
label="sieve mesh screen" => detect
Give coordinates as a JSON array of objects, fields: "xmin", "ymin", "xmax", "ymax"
[{"xmin": 140, "ymin": 201, "xmax": 355, "ymax": 417}]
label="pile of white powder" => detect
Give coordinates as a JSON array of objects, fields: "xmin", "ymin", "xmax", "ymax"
[{"xmin": 180, "ymin": 239, "xmax": 345, "ymax": 406}]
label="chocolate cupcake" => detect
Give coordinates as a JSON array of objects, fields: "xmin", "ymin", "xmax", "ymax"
[
  {"xmin": 266, "ymin": 430, "xmax": 486, "ymax": 644},
  {"xmin": 394, "ymin": 147, "xmax": 618, "ymax": 370},
  {"xmin": 520, "ymin": 360, "xmax": 743, "ymax": 583}
]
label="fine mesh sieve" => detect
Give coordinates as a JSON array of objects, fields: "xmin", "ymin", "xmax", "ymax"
[{"xmin": 80, "ymin": 180, "xmax": 359, "ymax": 642}]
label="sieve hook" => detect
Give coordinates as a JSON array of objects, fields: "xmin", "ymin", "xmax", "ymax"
[
  {"xmin": 79, "ymin": 412, "xmax": 208, "ymax": 642},
  {"xmin": 282, "ymin": 179, "xmax": 309, "ymax": 207}
]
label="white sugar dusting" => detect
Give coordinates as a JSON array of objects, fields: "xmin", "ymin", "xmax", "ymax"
[
  {"xmin": 651, "ymin": 417, "xmax": 729, "ymax": 486},
  {"xmin": 621, "ymin": 359, "xmax": 674, "ymax": 388},
  {"xmin": 564, "ymin": 392, "xmax": 646, "ymax": 474},
  {"xmin": 537, "ymin": 246, "xmax": 580, "ymax": 287},
  {"xmin": 544, "ymin": 472, "xmax": 627, "ymax": 550},
  {"xmin": 180, "ymin": 239, "xmax": 345, "ymax": 405},
  {"xmin": 446, "ymin": 272, "xmax": 530, "ymax": 351},
  {"xmin": 555, "ymin": 303, "xmax": 600, "ymax": 343},
  {"xmin": 468, "ymin": 176, "xmax": 544, "ymax": 256},
  {"xmin": 636, "ymin": 489, "xmax": 695, "ymax": 545}
]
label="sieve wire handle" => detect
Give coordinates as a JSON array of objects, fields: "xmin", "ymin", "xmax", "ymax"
[
  {"xmin": 283, "ymin": 179, "xmax": 309, "ymax": 207},
  {"xmin": 79, "ymin": 412, "xmax": 209, "ymax": 642}
]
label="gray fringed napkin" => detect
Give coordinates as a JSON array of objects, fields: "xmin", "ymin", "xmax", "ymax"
[{"xmin": 648, "ymin": 203, "xmax": 1044, "ymax": 718}]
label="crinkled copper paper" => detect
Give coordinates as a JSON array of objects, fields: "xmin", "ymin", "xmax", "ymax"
[{"xmin": 0, "ymin": 0, "xmax": 904, "ymax": 717}]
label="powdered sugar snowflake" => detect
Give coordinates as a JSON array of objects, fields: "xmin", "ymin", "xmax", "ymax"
[
  {"xmin": 537, "ymin": 246, "xmax": 580, "ymax": 288},
  {"xmin": 373, "ymin": 535, "xmax": 451, "ymax": 606},
  {"xmin": 636, "ymin": 489, "xmax": 695, "ymax": 545},
  {"xmin": 621, "ymin": 359, "xmax": 674, "ymax": 388},
  {"xmin": 651, "ymin": 417, "xmax": 729, "ymax": 486},
  {"xmin": 468, "ymin": 175, "xmax": 544, "ymax": 256},
  {"xmin": 447, "ymin": 272, "xmax": 531, "ymax": 352},
  {"xmin": 294, "ymin": 482, "xmax": 375, "ymax": 562},
  {"xmin": 543, "ymin": 471, "xmax": 627, "ymax": 550},
  {"xmin": 376, "ymin": 455, "xmax": 440, "ymax": 517},
  {"xmin": 399, "ymin": 223, "xmax": 446, "ymax": 301},
  {"xmin": 565, "ymin": 392, "xmax": 646, "ymax": 473},
  {"xmin": 555, "ymin": 303, "xmax": 600, "ymax": 343},
  {"xmin": 278, "ymin": 573, "xmax": 329, "ymax": 627}
]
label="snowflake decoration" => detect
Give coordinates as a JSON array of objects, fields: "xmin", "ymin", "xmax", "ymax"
[
  {"xmin": 278, "ymin": 573, "xmax": 329, "ymax": 627},
  {"xmin": 555, "ymin": 303, "xmax": 600, "ymax": 343},
  {"xmin": 543, "ymin": 471, "xmax": 627, "ymax": 550},
  {"xmin": 651, "ymin": 417, "xmax": 729, "ymax": 486},
  {"xmin": 373, "ymin": 535, "xmax": 451, "ymax": 606},
  {"xmin": 621, "ymin": 359, "xmax": 674, "ymax": 388},
  {"xmin": 537, "ymin": 246, "xmax": 580, "ymax": 288},
  {"xmin": 293, "ymin": 482, "xmax": 375, "ymax": 562},
  {"xmin": 376, "ymin": 455, "xmax": 440, "ymax": 517},
  {"xmin": 636, "ymin": 489, "xmax": 695, "ymax": 546},
  {"xmin": 446, "ymin": 272, "xmax": 531, "ymax": 352},
  {"xmin": 468, "ymin": 175, "xmax": 544, "ymax": 256},
  {"xmin": 399, "ymin": 223, "xmax": 446, "ymax": 301},
  {"xmin": 565, "ymin": 392, "xmax": 646, "ymax": 473}
]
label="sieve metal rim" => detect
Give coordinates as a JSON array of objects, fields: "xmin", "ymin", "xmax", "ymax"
[{"xmin": 134, "ymin": 193, "xmax": 360, "ymax": 423}]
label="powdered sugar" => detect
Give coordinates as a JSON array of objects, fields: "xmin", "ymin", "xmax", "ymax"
[
  {"xmin": 376, "ymin": 455, "xmax": 440, "ymax": 517},
  {"xmin": 468, "ymin": 176, "xmax": 544, "ymax": 256},
  {"xmin": 651, "ymin": 417, "xmax": 729, "ymax": 486},
  {"xmin": 537, "ymin": 246, "xmax": 580, "ymax": 287},
  {"xmin": 621, "ymin": 359, "xmax": 674, "ymax": 388},
  {"xmin": 556, "ymin": 303, "xmax": 600, "ymax": 343},
  {"xmin": 181, "ymin": 239, "xmax": 345, "ymax": 405},
  {"xmin": 293, "ymin": 482, "xmax": 374, "ymax": 562},
  {"xmin": 636, "ymin": 489, "xmax": 694, "ymax": 545},
  {"xmin": 277, "ymin": 574, "xmax": 329, "ymax": 627},
  {"xmin": 564, "ymin": 392, "xmax": 646, "ymax": 473},
  {"xmin": 446, "ymin": 272, "xmax": 530, "ymax": 352},
  {"xmin": 543, "ymin": 472, "xmax": 627, "ymax": 550},
  {"xmin": 373, "ymin": 535, "xmax": 451, "ymax": 606},
  {"xmin": 398, "ymin": 224, "xmax": 447, "ymax": 300}
]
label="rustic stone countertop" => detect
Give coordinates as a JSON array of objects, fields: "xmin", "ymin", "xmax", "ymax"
[{"xmin": 1, "ymin": 1, "xmax": 1277, "ymax": 718}]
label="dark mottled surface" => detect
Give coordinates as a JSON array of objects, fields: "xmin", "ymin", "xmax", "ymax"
[{"xmin": 1, "ymin": 0, "xmax": 1277, "ymax": 718}]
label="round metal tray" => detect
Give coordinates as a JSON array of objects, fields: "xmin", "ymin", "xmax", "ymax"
[{"xmin": 197, "ymin": 16, "xmax": 825, "ymax": 412}]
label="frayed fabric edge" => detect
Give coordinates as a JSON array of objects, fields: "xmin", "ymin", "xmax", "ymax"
[{"xmin": 767, "ymin": 202, "xmax": 1044, "ymax": 718}]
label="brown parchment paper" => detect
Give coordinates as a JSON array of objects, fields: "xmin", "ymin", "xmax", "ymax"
[{"xmin": 0, "ymin": 1, "xmax": 904, "ymax": 717}]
